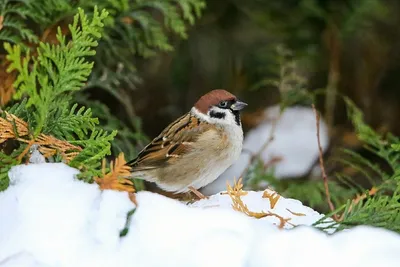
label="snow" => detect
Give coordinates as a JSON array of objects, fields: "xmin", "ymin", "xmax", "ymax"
[
  {"xmin": 28, "ymin": 145, "xmax": 46, "ymax": 164},
  {"xmin": 202, "ymin": 105, "xmax": 330, "ymax": 195},
  {"xmin": 1, "ymin": 163, "xmax": 400, "ymax": 267}
]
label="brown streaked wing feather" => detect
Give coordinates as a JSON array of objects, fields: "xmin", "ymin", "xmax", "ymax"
[{"xmin": 127, "ymin": 113, "xmax": 211, "ymax": 171}]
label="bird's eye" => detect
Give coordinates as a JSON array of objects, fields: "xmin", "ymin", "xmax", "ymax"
[{"xmin": 219, "ymin": 101, "xmax": 228, "ymax": 108}]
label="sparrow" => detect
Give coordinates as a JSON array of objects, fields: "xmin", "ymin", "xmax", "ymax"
[{"xmin": 127, "ymin": 89, "xmax": 247, "ymax": 196}]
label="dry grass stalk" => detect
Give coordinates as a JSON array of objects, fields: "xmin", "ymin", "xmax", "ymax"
[
  {"xmin": 0, "ymin": 112, "xmax": 82, "ymax": 162},
  {"xmin": 95, "ymin": 153, "xmax": 136, "ymax": 194},
  {"xmin": 226, "ymin": 178, "xmax": 291, "ymax": 228}
]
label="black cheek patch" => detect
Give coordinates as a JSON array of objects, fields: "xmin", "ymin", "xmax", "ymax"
[{"xmin": 209, "ymin": 111, "xmax": 226, "ymax": 119}]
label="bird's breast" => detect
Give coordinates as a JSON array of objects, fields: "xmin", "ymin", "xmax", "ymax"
[{"xmin": 187, "ymin": 124, "xmax": 243, "ymax": 190}]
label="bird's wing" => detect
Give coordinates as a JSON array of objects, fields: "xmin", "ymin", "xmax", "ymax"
[{"xmin": 127, "ymin": 112, "xmax": 213, "ymax": 172}]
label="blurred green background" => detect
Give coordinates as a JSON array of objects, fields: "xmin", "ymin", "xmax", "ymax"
[{"xmin": 134, "ymin": 0, "xmax": 400, "ymax": 140}]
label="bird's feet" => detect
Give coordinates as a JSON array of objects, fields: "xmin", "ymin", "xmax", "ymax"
[{"xmin": 188, "ymin": 186, "xmax": 209, "ymax": 200}]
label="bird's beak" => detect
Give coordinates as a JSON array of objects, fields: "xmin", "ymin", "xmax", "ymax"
[{"xmin": 231, "ymin": 100, "xmax": 248, "ymax": 111}]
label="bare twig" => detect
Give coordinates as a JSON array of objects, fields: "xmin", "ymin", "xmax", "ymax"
[{"xmin": 312, "ymin": 104, "xmax": 338, "ymax": 220}]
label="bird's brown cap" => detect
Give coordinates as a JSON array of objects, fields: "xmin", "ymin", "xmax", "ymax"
[{"xmin": 194, "ymin": 89, "xmax": 236, "ymax": 114}]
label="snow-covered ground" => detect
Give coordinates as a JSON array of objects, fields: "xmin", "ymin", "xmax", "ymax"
[
  {"xmin": 202, "ymin": 106, "xmax": 329, "ymax": 195},
  {"xmin": 1, "ymin": 163, "xmax": 400, "ymax": 267}
]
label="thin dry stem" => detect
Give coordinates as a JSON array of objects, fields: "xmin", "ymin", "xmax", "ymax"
[{"xmin": 312, "ymin": 104, "xmax": 338, "ymax": 221}]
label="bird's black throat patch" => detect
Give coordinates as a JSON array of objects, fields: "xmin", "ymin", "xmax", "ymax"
[{"xmin": 232, "ymin": 110, "xmax": 241, "ymax": 126}]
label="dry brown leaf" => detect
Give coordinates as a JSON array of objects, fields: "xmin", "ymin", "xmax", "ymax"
[
  {"xmin": 95, "ymin": 153, "xmax": 136, "ymax": 195},
  {"xmin": 226, "ymin": 178, "xmax": 291, "ymax": 229},
  {"xmin": 0, "ymin": 16, "xmax": 3, "ymax": 31},
  {"xmin": 262, "ymin": 190, "xmax": 281, "ymax": 209}
]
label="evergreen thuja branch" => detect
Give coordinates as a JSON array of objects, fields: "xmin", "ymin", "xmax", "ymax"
[
  {"xmin": 4, "ymin": 7, "xmax": 108, "ymax": 136},
  {"xmin": 0, "ymin": 0, "xmax": 39, "ymax": 46},
  {"xmin": 314, "ymin": 99, "xmax": 400, "ymax": 233},
  {"xmin": 1, "ymin": 7, "xmax": 122, "ymax": 190},
  {"xmin": 83, "ymin": 0, "xmax": 206, "ymax": 92},
  {"xmin": 344, "ymin": 97, "xmax": 400, "ymax": 177}
]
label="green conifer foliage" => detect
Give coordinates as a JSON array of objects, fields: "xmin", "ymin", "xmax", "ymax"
[
  {"xmin": 314, "ymin": 98, "xmax": 400, "ymax": 233},
  {"xmin": 1, "ymin": 7, "xmax": 116, "ymax": 190}
]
